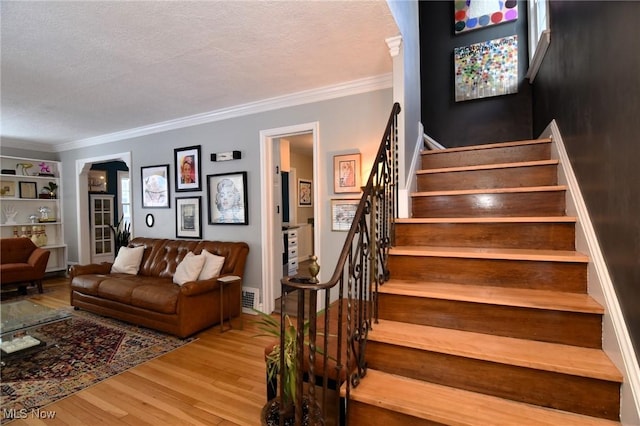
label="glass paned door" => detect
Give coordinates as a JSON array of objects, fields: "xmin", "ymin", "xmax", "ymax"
[{"xmin": 90, "ymin": 194, "xmax": 115, "ymax": 263}]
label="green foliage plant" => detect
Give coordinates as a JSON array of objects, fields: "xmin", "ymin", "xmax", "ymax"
[
  {"xmin": 109, "ymin": 215, "xmax": 131, "ymax": 250},
  {"xmin": 254, "ymin": 310, "xmax": 307, "ymax": 408}
]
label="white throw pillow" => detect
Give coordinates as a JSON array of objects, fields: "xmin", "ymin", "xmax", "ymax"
[
  {"xmin": 173, "ymin": 251, "xmax": 206, "ymax": 285},
  {"xmin": 111, "ymin": 246, "xmax": 145, "ymax": 275},
  {"xmin": 197, "ymin": 249, "xmax": 226, "ymax": 280}
]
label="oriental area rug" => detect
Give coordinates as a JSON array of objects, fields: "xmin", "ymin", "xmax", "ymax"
[{"xmin": 1, "ymin": 308, "xmax": 195, "ymax": 422}]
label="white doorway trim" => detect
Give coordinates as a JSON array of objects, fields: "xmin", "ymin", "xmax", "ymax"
[
  {"xmin": 75, "ymin": 152, "xmax": 132, "ymax": 265},
  {"xmin": 260, "ymin": 122, "xmax": 319, "ymax": 314}
]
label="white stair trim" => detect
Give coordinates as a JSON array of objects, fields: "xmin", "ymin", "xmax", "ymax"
[{"xmin": 544, "ymin": 119, "xmax": 640, "ymax": 425}]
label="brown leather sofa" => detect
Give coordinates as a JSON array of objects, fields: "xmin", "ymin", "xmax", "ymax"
[
  {"xmin": 0, "ymin": 237, "xmax": 50, "ymax": 293},
  {"xmin": 70, "ymin": 237, "xmax": 249, "ymax": 338}
]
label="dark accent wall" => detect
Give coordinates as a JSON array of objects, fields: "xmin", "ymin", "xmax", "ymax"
[
  {"xmin": 90, "ymin": 161, "xmax": 129, "ymax": 224},
  {"xmin": 532, "ymin": 1, "xmax": 640, "ymax": 356},
  {"xmin": 419, "ymin": 0, "xmax": 532, "ymax": 147}
]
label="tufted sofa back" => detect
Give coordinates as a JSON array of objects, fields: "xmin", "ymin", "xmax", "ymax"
[{"xmin": 128, "ymin": 237, "xmax": 249, "ymax": 279}]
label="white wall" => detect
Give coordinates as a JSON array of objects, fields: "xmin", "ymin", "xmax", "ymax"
[
  {"xmin": 387, "ymin": 0, "xmax": 422, "ymax": 187},
  {"xmin": 57, "ymin": 89, "xmax": 393, "ymax": 291}
]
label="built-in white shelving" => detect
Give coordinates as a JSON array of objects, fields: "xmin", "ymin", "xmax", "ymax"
[{"xmin": 0, "ymin": 155, "xmax": 67, "ymax": 273}]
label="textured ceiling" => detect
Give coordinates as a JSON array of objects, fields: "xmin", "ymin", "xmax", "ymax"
[{"xmin": 1, "ymin": 1, "xmax": 398, "ymax": 150}]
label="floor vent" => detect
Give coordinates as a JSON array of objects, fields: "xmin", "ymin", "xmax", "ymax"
[{"xmin": 242, "ymin": 287, "xmax": 260, "ymax": 314}]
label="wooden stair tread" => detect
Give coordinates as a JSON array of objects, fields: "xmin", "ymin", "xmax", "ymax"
[
  {"xmin": 412, "ymin": 185, "xmax": 567, "ymax": 197},
  {"xmin": 395, "ymin": 216, "xmax": 577, "ymax": 224},
  {"xmin": 389, "ymin": 245, "xmax": 589, "ymax": 263},
  {"xmin": 417, "ymin": 159, "xmax": 559, "ymax": 175},
  {"xmin": 379, "ymin": 280, "xmax": 603, "ymax": 313},
  {"xmin": 343, "ymin": 369, "xmax": 620, "ymax": 426},
  {"xmin": 421, "ymin": 138, "xmax": 551, "ymax": 156},
  {"xmin": 369, "ymin": 319, "xmax": 620, "ymax": 381}
]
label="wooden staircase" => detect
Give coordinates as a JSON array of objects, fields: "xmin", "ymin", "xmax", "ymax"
[{"xmin": 342, "ymin": 139, "xmax": 623, "ymax": 425}]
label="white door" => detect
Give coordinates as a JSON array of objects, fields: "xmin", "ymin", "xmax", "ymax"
[{"xmin": 90, "ymin": 194, "xmax": 115, "ymax": 263}]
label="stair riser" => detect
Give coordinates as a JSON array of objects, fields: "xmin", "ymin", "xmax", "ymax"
[
  {"xmin": 422, "ymin": 143, "xmax": 551, "ymax": 169},
  {"xmin": 388, "ymin": 255, "xmax": 587, "ymax": 292},
  {"xmin": 366, "ymin": 342, "xmax": 620, "ymax": 421},
  {"xmin": 411, "ymin": 190, "xmax": 566, "ymax": 218},
  {"xmin": 347, "ymin": 401, "xmax": 442, "ymax": 426},
  {"xmin": 394, "ymin": 222, "xmax": 575, "ymax": 250},
  {"xmin": 417, "ymin": 164, "xmax": 558, "ymax": 192},
  {"xmin": 377, "ymin": 293, "xmax": 602, "ymax": 348}
]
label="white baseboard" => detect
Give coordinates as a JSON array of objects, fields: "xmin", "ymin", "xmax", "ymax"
[{"xmin": 543, "ymin": 120, "xmax": 640, "ymax": 425}]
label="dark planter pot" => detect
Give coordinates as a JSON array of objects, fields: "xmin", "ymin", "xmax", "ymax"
[{"xmin": 261, "ymin": 397, "xmax": 322, "ymax": 426}]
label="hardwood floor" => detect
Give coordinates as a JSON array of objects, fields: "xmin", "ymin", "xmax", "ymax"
[{"xmin": 4, "ymin": 276, "xmax": 273, "ymax": 425}]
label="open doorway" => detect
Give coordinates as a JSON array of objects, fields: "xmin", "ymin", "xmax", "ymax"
[
  {"xmin": 275, "ymin": 133, "xmax": 315, "ymax": 316},
  {"xmin": 260, "ymin": 122, "xmax": 319, "ymax": 314},
  {"xmin": 75, "ymin": 152, "xmax": 131, "ymax": 266}
]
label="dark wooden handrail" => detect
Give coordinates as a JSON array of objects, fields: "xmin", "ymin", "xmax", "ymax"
[{"xmin": 277, "ymin": 102, "xmax": 401, "ymax": 425}]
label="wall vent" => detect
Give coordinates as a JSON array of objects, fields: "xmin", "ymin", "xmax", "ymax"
[{"xmin": 242, "ymin": 287, "xmax": 260, "ymax": 314}]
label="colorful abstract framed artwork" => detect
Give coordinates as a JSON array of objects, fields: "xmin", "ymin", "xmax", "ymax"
[
  {"xmin": 454, "ymin": 0, "xmax": 518, "ymax": 34},
  {"xmin": 454, "ymin": 35, "xmax": 518, "ymax": 102}
]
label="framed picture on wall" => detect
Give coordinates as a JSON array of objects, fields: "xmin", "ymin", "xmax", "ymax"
[
  {"xmin": 141, "ymin": 164, "xmax": 170, "ymax": 208},
  {"xmin": 331, "ymin": 199, "xmax": 360, "ymax": 231},
  {"xmin": 175, "ymin": 145, "xmax": 201, "ymax": 192},
  {"xmin": 207, "ymin": 171, "xmax": 248, "ymax": 225},
  {"xmin": 298, "ymin": 179, "xmax": 312, "ymax": 207},
  {"xmin": 333, "ymin": 153, "xmax": 361, "ymax": 193},
  {"xmin": 88, "ymin": 170, "xmax": 107, "ymax": 192},
  {"xmin": 175, "ymin": 196, "xmax": 202, "ymax": 239}
]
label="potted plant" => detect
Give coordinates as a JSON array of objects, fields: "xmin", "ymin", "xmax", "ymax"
[
  {"xmin": 255, "ymin": 310, "xmax": 320, "ymax": 426},
  {"xmin": 109, "ymin": 215, "xmax": 131, "ymax": 254},
  {"xmin": 45, "ymin": 182, "xmax": 58, "ymax": 198}
]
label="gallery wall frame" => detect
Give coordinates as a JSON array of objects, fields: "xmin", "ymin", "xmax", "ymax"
[
  {"xmin": 333, "ymin": 153, "xmax": 361, "ymax": 193},
  {"xmin": 331, "ymin": 198, "xmax": 360, "ymax": 231},
  {"xmin": 207, "ymin": 171, "xmax": 248, "ymax": 225},
  {"xmin": 298, "ymin": 179, "xmax": 312, "ymax": 207},
  {"xmin": 175, "ymin": 145, "xmax": 201, "ymax": 192},
  {"xmin": 175, "ymin": 196, "xmax": 202, "ymax": 239},
  {"xmin": 141, "ymin": 164, "xmax": 170, "ymax": 208}
]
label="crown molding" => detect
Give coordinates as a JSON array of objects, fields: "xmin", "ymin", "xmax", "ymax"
[
  {"xmin": 54, "ymin": 73, "xmax": 392, "ymax": 152},
  {"xmin": 385, "ymin": 35, "xmax": 402, "ymax": 57}
]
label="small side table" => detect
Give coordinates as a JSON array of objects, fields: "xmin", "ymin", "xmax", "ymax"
[{"xmin": 217, "ymin": 275, "xmax": 243, "ymax": 333}]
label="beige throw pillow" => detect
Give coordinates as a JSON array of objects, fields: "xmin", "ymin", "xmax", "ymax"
[
  {"xmin": 197, "ymin": 249, "xmax": 226, "ymax": 280},
  {"xmin": 111, "ymin": 246, "xmax": 145, "ymax": 275},
  {"xmin": 173, "ymin": 251, "xmax": 206, "ymax": 285}
]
